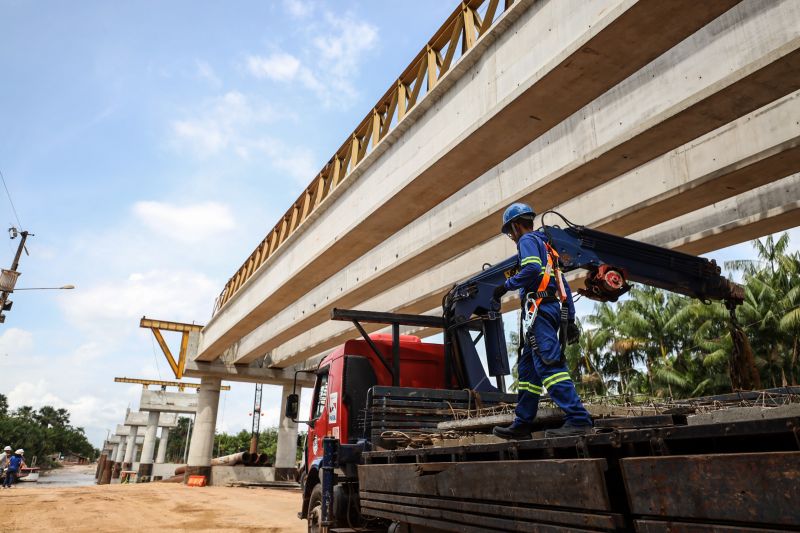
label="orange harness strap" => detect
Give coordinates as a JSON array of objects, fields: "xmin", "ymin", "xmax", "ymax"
[{"xmin": 529, "ymin": 243, "xmax": 567, "ymax": 311}]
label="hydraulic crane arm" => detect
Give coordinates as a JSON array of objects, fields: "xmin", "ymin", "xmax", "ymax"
[
  {"xmin": 442, "ymin": 213, "xmax": 746, "ymax": 392},
  {"xmin": 544, "ymin": 222, "xmax": 744, "ymax": 306}
]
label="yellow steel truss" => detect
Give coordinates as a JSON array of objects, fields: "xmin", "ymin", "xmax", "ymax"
[
  {"xmin": 114, "ymin": 377, "xmax": 230, "ymax": 391},
  {"xmin": 140, "ymin": 316, "xmax": 203, "ymax": 379}
]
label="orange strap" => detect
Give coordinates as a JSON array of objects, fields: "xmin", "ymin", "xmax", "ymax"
[{"xmin": 530, "ymin": 244, "xmax": 567, "ymax": 310}]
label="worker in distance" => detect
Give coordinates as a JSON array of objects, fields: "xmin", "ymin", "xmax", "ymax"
[{"xmin": 492, "ymin": 202, "xmax": 593, "ymax": 439}]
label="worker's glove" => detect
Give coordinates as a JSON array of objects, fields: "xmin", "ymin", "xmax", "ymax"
[
  {"xmin": 567, "ymin": 320, "xmax": 580, "ymax": 345},
  {"xmin": 492, "ymin": 284, "xmax": 508, "ymax": 302}
]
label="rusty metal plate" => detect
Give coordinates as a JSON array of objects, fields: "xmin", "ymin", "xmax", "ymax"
[
  {"xmin": 621, "ymin": 452, "xmax": 800, "ymax": 527},
  {"xmin": 360, "ymin": 499, "xmax": 601, "ymax": 532},
  {"xmin": 360, "ymin": 491, "xmax": 624, "ymax": 530},
  {"xmin": 358, "ymin": 459, "xmax": 611, "ymax": 511},
  {"xmin": 634, "ymin": 519, "xmax": 792, "ymax": 532}
]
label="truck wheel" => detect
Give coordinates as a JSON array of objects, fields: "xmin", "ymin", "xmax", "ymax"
[{"xmin": 306, "ymin": 484, "xmax": 322, "ymax": 533}]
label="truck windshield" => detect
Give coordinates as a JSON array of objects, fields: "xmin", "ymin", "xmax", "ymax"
[{"xmin": 312, "ymin": 371, "xmax": 329, "ymax": 420}]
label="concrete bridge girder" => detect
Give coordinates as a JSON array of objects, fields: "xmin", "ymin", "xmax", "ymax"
[
  {"xmin": 182, "ymin": 360, "xmax": 315, "ymax": 387},
  {"xmin": 196, "ymin": 0, "xmax": 746, "ymax": 362},
  {"xmin": 238, "ymin": 85, "xmax": 800, "ymax": 368},
  {"xmin": 124, "ymin": 411, "xmax": 179, "ymax": 429},
  {"xmin": 115, "ymin": 425, "xmax": 145, "ymax": 439},
  {"xmin": 628, "ymin": 174, "xmax": 800, "ymax": 256},
  {"xmin": 139, "ymin": 390, "xmax": 199, "ymax": 414},
  {"xmin": 214, "ymin": 1, "xmax": 800, "ymax": 366},
  {"xmin": 267, "ymin": 171, "xmax": 800, "ymax": 366}
]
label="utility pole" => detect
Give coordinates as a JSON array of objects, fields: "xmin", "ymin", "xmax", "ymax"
[
  {"xmin": 249, "ymin": 383, "xmax": 263, "ymax": 454},
  {"xmin": 0, "ymin": 228, "xmax": 32, "ymax": 324}
]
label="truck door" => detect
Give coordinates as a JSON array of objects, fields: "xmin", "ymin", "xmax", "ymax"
[{"xmin": 308, "ymin": 366, "xmax": 329, "ymax": 465}]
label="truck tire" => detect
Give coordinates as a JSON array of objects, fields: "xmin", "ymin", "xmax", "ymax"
[{"xmin": 306, "ymin": 483, "xmax": 322, "ymax": 533}]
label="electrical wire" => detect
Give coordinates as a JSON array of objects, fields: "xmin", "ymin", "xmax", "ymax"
[
  {"xmin": 149, "ymin": 335, "xmax": 163, "ymax": 381},
  {"xmin": 539, "ymin": 209, "xmax": 579, "ymax": 231},
  {"xmin": 0, "ymin": 169, "xmax": 23, "ymax": 229}
]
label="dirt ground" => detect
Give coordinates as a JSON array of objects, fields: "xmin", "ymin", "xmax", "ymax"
[{"xmin": 3, "ymin": 468, "xmax": 306, "ymax": 532}]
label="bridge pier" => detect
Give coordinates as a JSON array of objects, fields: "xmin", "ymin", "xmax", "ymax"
[
  {"xmin": 275, "ymin": 384, "xmax": 300, "ymax": 479},
  {"xmin": 137, "ymin": 411, "xmax": 159, "ymax": 481},
  {"xmin": 121, "ymin": 430, "xmax": 135, "ymax": 473},
  {"xmin": 112, "ymin": 436, "xmax": 125, "ymax": 479},
  {"xmin": 184, "ymin": 377, "xmax": 221, "ymax": 483},
  {"xmin": 156, "ymin": 427, "xmax": 170, "ymax": 464}
]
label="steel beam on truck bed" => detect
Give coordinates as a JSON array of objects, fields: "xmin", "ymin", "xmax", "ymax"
[
  {"xmin": 362, "ymin": 416, "xmax": 800, "ymax": 464},
  {"xmin": 359, "ymin": 416, "xmax": 800, "ymax": 531},
  {"xmin": 330, "ymin": 308, "xmax": 444, "ymax": 329}
]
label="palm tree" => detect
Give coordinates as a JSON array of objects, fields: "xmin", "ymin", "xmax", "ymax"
[
  {"xmin": 566, "ymin": 321, "xmax": 608, "ymax": 397},
  {"xmin": 585, "ymin": 302, "xmax": 641, "ymax": 397}
]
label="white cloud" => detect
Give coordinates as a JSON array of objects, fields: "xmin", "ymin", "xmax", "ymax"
[
  {"xmin": 245, "ymin": 10, "xmax": 378, "ymax": 106},
  {"xmin": 313, "ymin": 12, "xmax": 378, "ymax": 79},
  {"xmin": 195, "ymin": 59, "xmax": 221, "ymax": 87},
  {"xmin": 60, "ymin": 269, "xmax": 217, "ymax": 335},
  {"xmin": 172, "ymin": 119, "xmax": 226, "ymax": 153},
  {"xmin": 132, "ymin": 200, "xmax": 236, "ymax": 243},
  {"xmin": 7, "ymin": 379, "xmax": 133, "ymax": 434},
  {"xmin": 249, "ymin": 138, "xmax": 318, "ymax": 183},
  {"xmin": 246, "ymin": 52, "xmax": 301, "ymax": 82},
  {"xmin": 0, "ymin": 328, "xmax": 34, "ymax": 357},
  {"xmin": 170, "ymin": 91, "xmax": 317, "ymax": 181},
  {"xmin": 171, "ymin": 90, "xmax": 281, "ymax": 156},
  {"xmin": 284, "ymin": 0, "xmax": 311, "ymax": 18}
]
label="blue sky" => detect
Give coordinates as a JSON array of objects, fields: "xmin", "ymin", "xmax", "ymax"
[{"xmin": 0, "ymin": 0, "xmax": 797, "ymax": 448}]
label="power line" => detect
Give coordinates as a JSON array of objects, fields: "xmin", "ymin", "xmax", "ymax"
[
  {"xmin": 0, "ymin": 169, "xmax": 22, "ymax": 229},
  {"xmin": 150, "ymin": 335, "xmax": 163, "ymax": 381}
]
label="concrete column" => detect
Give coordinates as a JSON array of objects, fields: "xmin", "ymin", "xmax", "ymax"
[
  {"xmin": 275, "ymin": 384, "xmax": 300, "ymax": 480},
  {"xmin": 137, "ymin": 411, "xmax": 159, "ymax": 481},
  {"xmin": 122, "ymin": 431, "xmax": 136, "ymax": 471},
  {"xmin": 156, "ymin": 427, "xmax": 170, "ymax": 464},
  {"xmin": 112, "ymin": 438, "xmax": 125, "ymax": 479},
  {"xmin": 185, "ymin": 377, "xmax": 221, "ymax": 482}
]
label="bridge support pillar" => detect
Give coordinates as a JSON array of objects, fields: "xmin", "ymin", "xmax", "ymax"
[
  {"xmin": 184, "ymin": 377, "xmax": 221, "ymax": 483},
  {"xmin": 156, "ymin": 427, "xmax": 170, "ymax": 464},
  {"xmin": 112, "ymin": 437, "xmax": 125, "ymax": 479},
  {"xmin": 137, "ymin": 411, "xmax": 159, "ymax": 482},
  {"xmin": 275, "ymin": 384, "xmax": 300, "ymax": 480},
  {"xmin": 121, "ymin": 431, "xmax": 135, "ymax": 473}
]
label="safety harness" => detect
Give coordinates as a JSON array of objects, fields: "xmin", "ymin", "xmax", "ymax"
[{"xmin": 521, "ymin": 240, "xmax": 569, "ymax": 366}]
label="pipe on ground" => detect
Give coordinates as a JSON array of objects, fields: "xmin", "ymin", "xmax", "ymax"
[{"xmin": 174, "ymin": 451, "xmax": 250, "ymax": 475}]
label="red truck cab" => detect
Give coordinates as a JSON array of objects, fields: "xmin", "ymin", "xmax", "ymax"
[{"xmin": 304, "ymin": 333, "xmax": 447, "ymax": 468}]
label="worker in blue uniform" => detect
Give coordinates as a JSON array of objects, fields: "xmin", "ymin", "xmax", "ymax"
[{"xmin": 492, "ymin": 202, "xmax": 593, "ymax": 439}]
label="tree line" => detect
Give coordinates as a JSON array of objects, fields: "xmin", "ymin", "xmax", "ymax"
[
  {"xmin": 508, "ymin": 233, "xmax": 799, "ymax": 399},
  {"xmin": 163, "ymin": 416, "xmax": 304, "ymax": 463},
  {"xmin": 0, "ymin": 394, "xmax": 98, "ymax": 467}
]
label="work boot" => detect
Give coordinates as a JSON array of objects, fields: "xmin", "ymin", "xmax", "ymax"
[
  {"xmin": 544, "ymin": 423, "xmax": 593, "ymax": 438},
  {"xmin": 492, "ymin": 422, "xmax": 532, "ymax": 440}
]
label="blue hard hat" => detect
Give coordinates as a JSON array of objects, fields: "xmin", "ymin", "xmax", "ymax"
[{"xmin": 501, "ymin": 202, "xmax": 535, "ymax": 234}]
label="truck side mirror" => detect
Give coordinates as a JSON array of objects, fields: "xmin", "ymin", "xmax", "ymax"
[{"xmin": 285, "ymin": 394, "xmax": 300, "ymax": 420}]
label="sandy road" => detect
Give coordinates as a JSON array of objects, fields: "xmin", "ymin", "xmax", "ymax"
[{"xmin": 3, "ymin": 481, "xmax": 306, "ymax": 532}]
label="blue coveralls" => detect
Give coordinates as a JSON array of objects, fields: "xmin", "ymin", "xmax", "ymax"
[
  {"xmin": 3, "ymin": 454, "xmax": 22, "ymax": 487},
  {"xmin": 504, "ymin": 230, "xmax": 592, "ymax": 428}
]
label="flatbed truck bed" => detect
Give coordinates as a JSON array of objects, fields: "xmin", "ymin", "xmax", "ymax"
[{"xmin": 355, "ymin": 413, "xmax": 800, "ymax": 532}]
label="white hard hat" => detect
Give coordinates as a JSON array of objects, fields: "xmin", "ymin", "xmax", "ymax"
[
  {"xmin": 15, "ymin": 449, "xmax": 23, "ymax": 455},
  {"xmin": 3, "ymin": 446, "xmax": 10, "ymax": 451}
]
